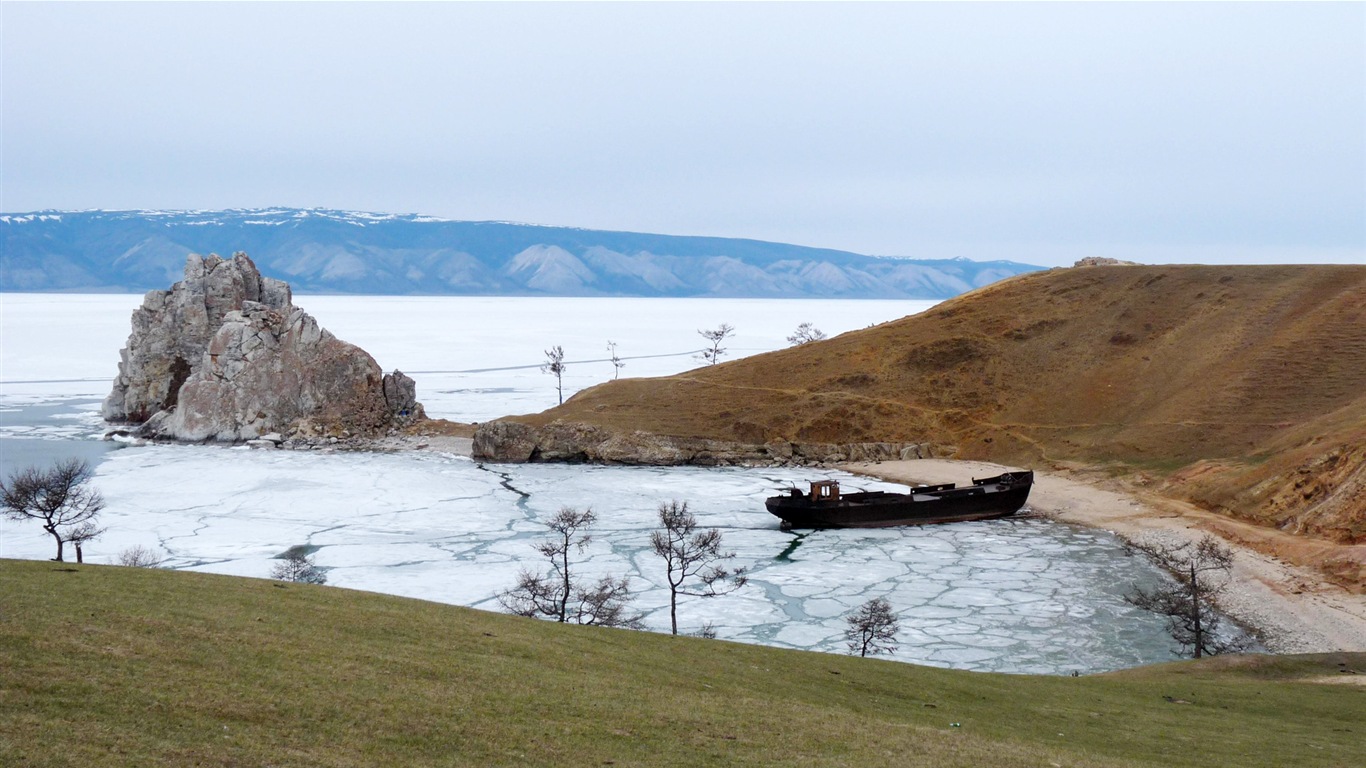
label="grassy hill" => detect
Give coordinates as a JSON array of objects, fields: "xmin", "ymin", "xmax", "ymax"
[
  {"xmin": 1, "ymin": 559, "xmax": 1362, "ymax": 767},
  {"xmin": 493, "ymin": 264, "xmax": 1366, "ymax": 551}
]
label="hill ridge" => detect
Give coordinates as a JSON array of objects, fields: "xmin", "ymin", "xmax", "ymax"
[
  {"xmin": 475, "ymin": 264, "xmax": 1366, "ymax": 549},
  {"xmin": 0, "ymin": 207, "xmax": 1039, "ymax": 297}
]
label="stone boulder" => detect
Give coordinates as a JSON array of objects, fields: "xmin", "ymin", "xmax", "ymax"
[
  {"xmin": 382, "ymin": 370, "xmax": 423, "ymax": 419},
  {"xmin": 103, "ymin": 252, "xmax": 423, "ymax": 442},
  {"xmin": 471, "ymin": 420, "xmax": 541, "ymax": 462}
]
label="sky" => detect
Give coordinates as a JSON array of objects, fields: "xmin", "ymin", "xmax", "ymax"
[{"xmin": 2, "ymin": 2, "xmax": 1363, "ymax": 268}]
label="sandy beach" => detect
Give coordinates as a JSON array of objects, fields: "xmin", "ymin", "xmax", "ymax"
[{"xmin": 841, "ymin": 459, "xmax": 1366, "ymax": 655}]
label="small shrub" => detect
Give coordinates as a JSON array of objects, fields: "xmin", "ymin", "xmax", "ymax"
[
  {"xmin": 117, "ymin": 545, "xmax": 163, "ymax": 568},
  {"xmin": 787, "ymin": 322, "xmax": 827, "ymax": 346},
  {"xmin": 271, "ymin": 545, "xmax": 327, "ymax": 584}
]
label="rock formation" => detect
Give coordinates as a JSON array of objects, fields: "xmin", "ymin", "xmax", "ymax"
[
  {"xmin": 1073, "ymin": 257, "xmax": 1140, "ymax": 267},
  {"xmin": 104, "ymin": 252, "xmax": 424, "ymax": 442}
]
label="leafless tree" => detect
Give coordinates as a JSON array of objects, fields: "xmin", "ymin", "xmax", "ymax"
[
  {"xmin": 65, "ymin": 520, "xmax": 105, "ymax": 564},
  {"xmin": 786, "ymin": 322, "xmax": 827, "ymax": 346},
  {"xmin": 1, "ymin": 458, "xmax": 106, "ymax": 562},
  {"xmin": 117, "ymin": 544, "xmax": 164, "ymax": 568},
  {"xmin": 607, "ymin": 340, "xmax": 625, "ymax": 380},
  {"xmin": 271, "ymin": 545, "xmax": 327, "ymax": 584},
  {"xmin": 499, "ymin": 507, "xmax": 642, "ymax": 628},
  {"xmin": 1124, "ymin": 535, "xmax": 1251, "ymax": 658},
  {"xmin": 542, "ymin": 345, "xmax": 567, "ymax": 404},
  {"xmin": 650, "ymin": 500, "xmax": 748, "ymax": 635},
  {"xmin": 844, "ymin": 597, "xmax": 900, "ymax": 657},
  {"xmin": 573, "ymin": 574, "xmax": 642, "ymax": 628},
  {"xmin": 696, "ymin": 323, "xmax": 735, "ymax": 365},
  {"xmin": 506, "ymin": 507, "xmax": 594, "ymax": 623}
]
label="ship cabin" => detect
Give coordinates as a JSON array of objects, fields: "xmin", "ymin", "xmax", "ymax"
[{"xmin": 809, "ymin": 479, "xmax": 841, "ymax": 502}]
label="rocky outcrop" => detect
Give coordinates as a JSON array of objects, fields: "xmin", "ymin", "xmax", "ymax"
[
  {"xmin": 471, "ymin": 419, "xmax": 937, "ymax": 467},
  {"xmin": 103, "ymin": 252, "xmax": 292, "ymax": 422},
  {"xmin": 1073, "ymin": 257, "xmax": 1140, "ymax": 267},
  {"xmin": 382, "ymin": 370, "xmax": 422, "ymax": 419},
  {"xmin": 104, "ymin": 252, "xmax": 424, "ymax": 442}
]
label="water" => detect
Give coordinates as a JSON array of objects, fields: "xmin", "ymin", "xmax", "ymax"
[
  {"xmin": 0, "ymin": 293, "xmax": 1192, "ymax": 673},
  {"xmin": 0, "ymin": 396, "xmax": 124, "ymax": 474}
]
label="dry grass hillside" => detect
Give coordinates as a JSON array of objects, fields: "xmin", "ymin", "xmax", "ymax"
[
  {"xmin": 503, "ymin": 264, "xmax": 1365, "ymax": 548},
  {"xmin": 7, "ymin": 559, "xmax": 1364, "ymax": 767}
]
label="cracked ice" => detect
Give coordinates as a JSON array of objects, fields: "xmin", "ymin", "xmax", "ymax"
[{"xmin": 2, "ymin": 444, "xmax": 1180, "ymax": 673}]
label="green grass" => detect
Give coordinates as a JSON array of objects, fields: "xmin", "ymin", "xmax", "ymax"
[{"xmin": 1, "ymin": 559, "xmax": 1361, "ymax": 767}]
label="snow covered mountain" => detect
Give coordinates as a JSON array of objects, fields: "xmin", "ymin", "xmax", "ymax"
[{"xmin": 0, "ymin": 208, "xmax": 1040, "ymax": 298}]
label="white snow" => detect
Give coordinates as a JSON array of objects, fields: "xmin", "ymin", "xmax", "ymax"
[{"xmin": 0, "ymin": 214, "xmax": 63, "ymax": 223}]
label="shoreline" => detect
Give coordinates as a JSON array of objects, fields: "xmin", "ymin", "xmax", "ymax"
[
  {"xmin": 840, "ymin": 459, "xmax": 1366, "ymax": 655},
  {"xmin": 61, "ymin": 419, "xmax": 1366, "ymax": 656}
]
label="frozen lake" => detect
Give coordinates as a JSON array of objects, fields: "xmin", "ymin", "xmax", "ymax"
[
  {"xmin": 0, "ymin": 293, "xmax": 939, "ymax": 423},
  {"xmin": 1, "ymin": 293, "xmax": 1182, "ymax": 673}
]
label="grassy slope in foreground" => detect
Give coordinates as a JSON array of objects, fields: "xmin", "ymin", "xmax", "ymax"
[
  {"xmin": 1, "ymin": 560, "xmax": 1361, "ymax": 767},
  {"xmin": 506, "ymin": 265, "xmax": 1366, "ymax": 549}
]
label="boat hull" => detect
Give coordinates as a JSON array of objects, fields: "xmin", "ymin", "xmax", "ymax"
[{"xmin": 765, "ymin": 471, "xmax": 1033, "ymax": 529}]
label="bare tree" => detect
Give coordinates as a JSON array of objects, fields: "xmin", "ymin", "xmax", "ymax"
[
  {"xmin": 66, "ymin": 520, "xmax": 105, "ymax": 564},
  {"xmin": 696, "ymin": 323, "xmax": 735, "ymax": 365},
  {"xmin": 542, "ymin": 345, "xmax": 567, "ymax": 404},
  {"xmin": 786, "ymin": 322, "xmax": 827, "ymax": 346},
  {"xmin": 1, "ymin": 458, "xmax": 106, "ymax": 562},
  {"xmin": 117, "ymin": 544, "xmax": 164, "ymax": 568},
  {"xmin": 1124, "ymin": 535, "xmax": 1250, "ymax": 658},
  {"xmin": 844, "ymin": 597, "xmax": 900, "ymax": 657},
  {"xmin": 507, "ymin": 507, "xmax": 595, "ymax": 623},
  {"xmin": 607, "ymin": 340, "xmax": 625, "ymax": 380},
  {"xmin": 499, "ymin": 507, "xmax": 642, "ymax": 628},
  {"xmin": 574, "ymin": 574, "xmax": 641, "ymax": 628},
  {"xmin": 271, "ymin": 545, "xmax": 327, "ymax": 584},
  {"xmin": 650, "ymin": 500, "xmax": 748, "ymax": 635}
]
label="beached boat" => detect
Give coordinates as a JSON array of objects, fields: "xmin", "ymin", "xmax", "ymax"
[{"xmin": 764, "ymin": 471, "xmax": 1034, "ymax": 529}]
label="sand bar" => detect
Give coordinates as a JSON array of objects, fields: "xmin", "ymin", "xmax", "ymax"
[{"xmin": 841, "ymin": 459, "xmax": 1366, "ymax": 655}]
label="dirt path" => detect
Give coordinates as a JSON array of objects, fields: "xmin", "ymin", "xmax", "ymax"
[{"xmin": 841, "ymin": 459, "xmax": 1366, "ymax": 654}]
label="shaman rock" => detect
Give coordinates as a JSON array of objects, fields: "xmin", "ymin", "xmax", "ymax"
[
  {"xmin": 103, "ymin": 252, "xmax": 423, "ymax": 441},
  {"xmin": 103, "ymin": 252, "xmax": 291, "ymax": 422}
]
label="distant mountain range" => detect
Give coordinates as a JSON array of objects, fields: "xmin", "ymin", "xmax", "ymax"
[{"xmin": 0, "ymin": 208, "xmax": 1041, "ymax": 298}]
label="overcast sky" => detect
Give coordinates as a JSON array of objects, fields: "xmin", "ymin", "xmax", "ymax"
[{"xmin": 3, "ymin": 2, "xmax": 1362, "ymax": 267}]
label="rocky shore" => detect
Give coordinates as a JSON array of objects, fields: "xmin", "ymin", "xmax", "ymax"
[{"xmin": 470, "ymin": 418, "xmax": 942, "ymax": 467}]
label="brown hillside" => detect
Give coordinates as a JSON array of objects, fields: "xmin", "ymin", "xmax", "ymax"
[{"xmin": 501, "ymin": 264, "xmax": 1366, "ymax": 544}]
